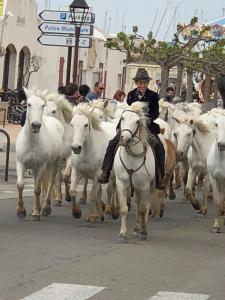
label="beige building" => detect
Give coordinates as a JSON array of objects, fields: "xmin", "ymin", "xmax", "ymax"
[{"xmin": 0, "ymin": 0, "xmax": 127, "ymax": 98}]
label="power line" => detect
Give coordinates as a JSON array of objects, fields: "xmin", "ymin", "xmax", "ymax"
[{"xmin": 151, "ymin": 8, "xmax": 158, "ymax": 32}]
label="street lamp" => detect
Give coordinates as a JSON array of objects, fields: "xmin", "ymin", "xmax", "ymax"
[{"xmin": 70, "ymin": 0, "xmax": 89, "ymax": 84}]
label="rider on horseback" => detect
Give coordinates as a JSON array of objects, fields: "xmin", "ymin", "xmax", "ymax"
[{"xmin": 98, "ymin": 68, "xmax": 165, "ymax": 190}]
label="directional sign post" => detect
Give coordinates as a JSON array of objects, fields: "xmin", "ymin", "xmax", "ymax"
[
  {"xmin": 39, "ymin": 22, "xmax": 93, "ymax": 36},
  {"xmin": 38, "ymin": 35, "xmax": 92, "ymax": 48},
  {"xmin": 38, "ymin": 7, "xmax": 95, "ymax": 84},
  {"xmin": 39, "ymin": 10, "xmax": 95, "ymax": 24}
]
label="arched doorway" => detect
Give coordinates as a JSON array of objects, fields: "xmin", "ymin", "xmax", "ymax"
[
  {"xmin": 17, "ymin": 46, "xmax": 31, "ymax": 90},
  {"xmin": 2, "ymin": 44, "xmax": 17, "ymax": 90}
]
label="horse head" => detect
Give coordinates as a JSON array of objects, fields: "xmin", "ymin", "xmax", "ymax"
[
  {"xmin": 24, "ymin": 87, "xmax": 47, "ymax": 133},
  {"xmin": 213, "ymin": 115, "xmax": 225, "ymax": 151},
  {"xmin": 71, "ymin": 105, "xmax": 101, "ymax": 154}
]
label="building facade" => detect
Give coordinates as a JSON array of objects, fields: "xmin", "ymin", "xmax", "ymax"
[{"xmin": 0, "ymin": 0, "xmax": 127, "ymax": 98}]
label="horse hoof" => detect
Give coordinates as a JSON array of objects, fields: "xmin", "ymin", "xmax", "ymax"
[
  {"xmin": 42, "ymin": 207, "xmax": 52, "ymax": 216},
  {"xmin": 17, "ymin": 210, "xmax": 27, "ymax": 219},
  {"xmin": 118, "ymin": 234, "xmax": 127, "ymax": 243},
  {"xmin": 212, "ymin": 227, "xmax": 220, "ymax": 233},
  {"xmin": 31, "ymin": 214, "xmax": 40, "ymax": 221},
  {"xmin": 79, "ymin": 198, "xmax": 87, "ymax": 205},
  {"xmin": 54, "ymin": 201, "xmax": 62, "ymax": 207},
  {"xmin": 101, "ymin": 201, "xmax": 106, "ymax": 212},
  {"xmin": 159, "ymin": 208, "xmax": 164, "ymax": 218},
  {"xmin": 169, "ymin": 192, "xmax": 176, "ymax": 200},
  {"xmin": 149, "ymin": 209, "xmax": 152, "ymax": 216},
  {"xmin": 72, "ymin": 209, "xmax": 82, "ymax": 219},
  {"xmin": 112, "ymin": 211, "xmax": 120, "ymax": 220},
  {"xmin": 101, "ymin": 215, "xmax": 104, "ymax": 223},
  {"xmin": 138, "ymin": 231, "xmax": 148, "ymax": 241},
  {"xmin": 65, "ymin": 195, "xmax": 71, "ymax": 202},
  {"xmin": 192, "ymin": 202, "xmax": 201, "ymax": 211}
]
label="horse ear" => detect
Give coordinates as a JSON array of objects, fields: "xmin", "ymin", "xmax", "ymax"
[
  {"xmin": 23, "ymin": 87, "xmax": 32, "ymax": 99},
  {"xmin": 103, "ymin": 100, "xmax": 109, "ymax": 108},
  {"xmin": 42, "ymin": 89, "xmax": 48, "ymax": 97}
]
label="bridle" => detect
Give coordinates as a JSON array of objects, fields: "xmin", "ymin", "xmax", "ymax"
[{"xmin": 119, "ymin": 109, "xmax": 150, "ymax": 197}]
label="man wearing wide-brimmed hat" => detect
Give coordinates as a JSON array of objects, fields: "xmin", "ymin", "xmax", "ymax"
[{"xmin": 98, "ymin": 68, "xmax": 165, "ymax": 190}]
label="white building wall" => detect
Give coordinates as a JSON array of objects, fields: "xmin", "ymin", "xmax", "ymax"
[{"xmin": 0, "ymin": 0, "xmax": 127, "ymax": 95}]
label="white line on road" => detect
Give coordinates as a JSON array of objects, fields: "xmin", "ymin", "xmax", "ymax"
[
  {"xmin": 149, "ymin": 291, "xmax": 210, "ymax": 300},
  {"xmin": 21, "ymin": 283, "xmax": 105, "ymax": 300}
]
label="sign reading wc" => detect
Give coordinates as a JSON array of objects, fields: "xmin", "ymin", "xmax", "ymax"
[{"xmin": 39, "ymin": 22, "xmax": 93, "ymax": 36}]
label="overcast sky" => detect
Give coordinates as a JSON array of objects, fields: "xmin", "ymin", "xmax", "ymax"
[{"xmin": 37, "ymin": 0, "xmax": 225, "ymax": 40}]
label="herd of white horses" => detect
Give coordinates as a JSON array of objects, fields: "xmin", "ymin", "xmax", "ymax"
[{"xmin": 15, "ymin": 88, "xmax": 225, "ymax": 241}]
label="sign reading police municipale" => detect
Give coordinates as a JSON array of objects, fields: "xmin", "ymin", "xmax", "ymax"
[
  {"xmin": 39, "ymin": 10, "xmax": 95, "ymax": 24},
  {"xmin": 38, "ymin": 35, "xmax": 92, "ymax": 48},
  {"xmin": 39, "ymin": 22, "xmax": 93, "ymax": 36}
]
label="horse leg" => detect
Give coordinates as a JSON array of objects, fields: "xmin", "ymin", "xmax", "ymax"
[
  {"xmin": 169, "ymin": 172, "xmax": 176, "ymax": 200},
  {"xmin": 54, "ymin": 171, "xmax": 63, "ymax": 207},
  {"xmin": 209, "ymin": 177, "xmax": 222, "ymax": 233},
  {"xmin": 174, "ymin": 164, "xmax": 181, "ymax": 189},
  {"xmin": 64, "ymin": 156, "xmax": 72, "ymax": 202},
  {"xmin": 200, "ymin": 175, "xmax": 210, "ymax": 216},
  {"xmin": 16, "ymin": 162, "xmax": 26, "ymax": 219},
  {"xmin": 42, "ymin": 159, "xmax": 61, "ymax": 216},
  {"xmin": 80, "ymin": 177, "xmax": 88, "ymax": 205},
  {"xmin": 32, "ymin": 180, "xmax": 42, "ymax": 221},
  {"xmin": 117, "ymin": 180, "xmax": 129, "ymax": 242},
  {"xmin": 185, "ymin": 167, "xmax": 201, "ymax": 211},
  {"xmin": 70, "ymin": 168, "xmax": 82, "ymax": 219},
  {"xmin": 87, "ymin": 178, "xmax": 104, "ymax": 223}
]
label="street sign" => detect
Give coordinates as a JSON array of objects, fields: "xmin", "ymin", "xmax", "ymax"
[
  {"xmin": 38, "ymin": 22, "xmax": 93, "ymax": 36},
  {"xmin": 39, "ymin": 10, "xmax": 95, "ymax": 24},
  {"xmin": 38, "ymin": 35, "xmax": 92, "ymax": 48}
]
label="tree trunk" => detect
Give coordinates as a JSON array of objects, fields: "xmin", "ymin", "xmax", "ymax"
[
  {"xmin": 160, "ymin": 66, "xmax": 169, "ymax": 98},
  {"xmin": 186, "ymin": 68, "xmax": 193, "ymax": 103},
  {"xmin": 175, "ymin": 64, "xmax": 183, "ymax": 97},
  {"xmin": 204, "ymin": 74, "xmax": 211, "ymax": 102},
  {"xmin": 214, "ymin": 79, "xmax": 218, "ymax": 105}
]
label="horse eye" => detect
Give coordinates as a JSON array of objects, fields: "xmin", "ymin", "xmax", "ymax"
[
  {"xmin": 53, "ymin": 110, "xmax": 56, "ymax": 114},
  {"xmin": 42, "ymin": 105, "xmax": 45, "ymax": 108},
  {"xmin": 85, "ymin": 124, "xmax": 88, "ymax": 128},
  {"xmin": 215, "ymin": 123, "xmax": 218, "ymax": 127},
  {"xmin": 28, "ymin": 103, "xmax": 31, "ymax": 107},
  {"xmin": 70, "ymin": 123, "xmax": 73, "ymax": 127}
]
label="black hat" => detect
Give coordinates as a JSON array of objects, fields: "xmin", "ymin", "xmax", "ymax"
[{"xmin": 133, "ymin": 68, "xmax": 151, "ymax": 81}]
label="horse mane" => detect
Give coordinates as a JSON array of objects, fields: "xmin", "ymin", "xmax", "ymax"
[
  {"xmin": 185, "ymin": 116, "xmax": 210, "ymax": 134},
  {"xmin": 91, "ymin": 99, "xmax": 114, "ymax": 118},
  {"xmin": 27, "ymin": 88, "xmax": 48, "ymax": 103},
  {"xmin": 46, "ymin": 93, "xmax": 73, "ymax": 123},
  {"xmin": 75, "ymin": 103, "xmax": 102, "ymax": 131},
  {"xmin": 130, "ymin": 101, "xmax": 149, "ymax": 144}
]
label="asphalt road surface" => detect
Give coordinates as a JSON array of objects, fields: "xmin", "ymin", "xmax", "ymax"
[{"xmin": 0, "ymin": 190, "xmax": 224, "ymax": 300}]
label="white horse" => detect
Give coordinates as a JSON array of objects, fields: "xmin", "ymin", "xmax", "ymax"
[
  {"xmin": 69, "ymin": 104, "xmax": 116, "ymax": 222},
  {"xmin": 174, "ymin": 115, "xmax": 214, "ymax": 215},
  {"xmin": 16, "ymin": 88, "xmax": 64, "ymax": 221},
  {"xmin": 207, "ymin": 114, "xmax": 225, "ymax": 233},
  {"xmin": 114, "ymin": 102, "xmax": 155, "ymax": 241},
  {"xmin": 44, "ymin": 94, "xmax": 74, "ymax": 205}
]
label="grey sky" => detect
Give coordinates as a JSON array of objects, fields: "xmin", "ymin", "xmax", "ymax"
[{"xmin": 37, "ymin": 0, "xmax": 225, "ymax": 40}]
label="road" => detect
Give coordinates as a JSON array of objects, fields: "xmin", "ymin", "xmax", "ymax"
[{"xmin": 0, "ymin": 186, "xmax": 224, "ymax": 300}]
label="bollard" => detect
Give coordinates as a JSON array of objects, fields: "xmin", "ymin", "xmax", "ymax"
[{"xmin": 0, "ymin": 129, "xmax": 10, "ymax": 182}]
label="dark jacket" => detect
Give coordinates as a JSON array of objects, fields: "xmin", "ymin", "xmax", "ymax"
[{"xmin": 127, "ymin": 88, "xmax": 160, "ymax": 134}]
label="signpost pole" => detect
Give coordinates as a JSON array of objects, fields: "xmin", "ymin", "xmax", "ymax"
[
  {"xmin": 73, "ymin": 26, "xmax": 81, "ymax": 84},
  {"xmin": 66, "ymin": 47, "xmax": 72, "ymax": 85}
]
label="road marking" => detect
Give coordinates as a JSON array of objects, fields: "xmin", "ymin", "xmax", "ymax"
[
  {"xmin": 21, "ymin": 283, "xmax": 105, "ymax": 300},
  {"xmin": 149, "ymin": 291, "xmax": 210, "ymax": 300}
]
